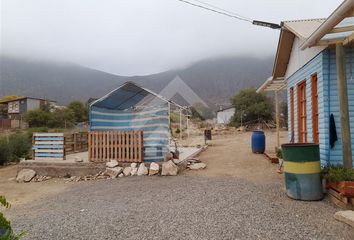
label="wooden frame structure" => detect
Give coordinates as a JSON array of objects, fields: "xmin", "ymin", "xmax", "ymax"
[{"xmin": 88, "ymin": 131, "xmax": 144, "ymax": 163}]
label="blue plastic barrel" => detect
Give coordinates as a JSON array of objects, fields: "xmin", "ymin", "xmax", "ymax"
[{"xmin": 251, "ymin": 131, "xmax": 265, "ymax": 154}]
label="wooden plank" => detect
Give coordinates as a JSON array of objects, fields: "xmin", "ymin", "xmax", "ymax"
[
  {"xmin": 34, "ymin": 133, "xmax": 64, "ymax": 137},
  {"xmin": 35, "ymin": 141, "xmax": 64, "ymax": 145},
  {"xmin": 35, "ymin": 149, "xmax": 64, "ymax": 153},
  {"xmin": 336, "ymin": 43, "xmax": 353, "ymax": 169}
]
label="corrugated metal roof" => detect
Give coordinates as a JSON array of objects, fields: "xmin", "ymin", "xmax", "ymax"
[{"xmin": 282, "ymin": 19, "xmax": 325, "ymax": 39}]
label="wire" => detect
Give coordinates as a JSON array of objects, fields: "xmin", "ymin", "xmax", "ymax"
[
  {"xmin": 175, "ymin": 0, "xmax": 253, "ymax": 23},
  {"xmin": 192, "ymin": 0, "xmax": 252, "ymax": 22}
]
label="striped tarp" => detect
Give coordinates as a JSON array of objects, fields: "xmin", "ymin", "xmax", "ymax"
[{"xmin": 90, "ymin": 104, "xmax": 169, "ymax": 162}]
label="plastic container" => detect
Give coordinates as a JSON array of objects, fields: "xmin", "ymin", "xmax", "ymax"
[{"xmin": 251, "ymin": 131, "xmax": 265, "ymax": 154}]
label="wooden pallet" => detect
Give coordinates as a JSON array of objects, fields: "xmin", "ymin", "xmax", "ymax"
[{"xmin": 328, "ymin": 188, "xmax": 354, "ymax": 210}]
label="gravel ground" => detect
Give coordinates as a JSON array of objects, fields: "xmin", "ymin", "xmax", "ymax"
[{"xmin": 7, "ymin": 176, "xmax": 354, "ymax": 240}]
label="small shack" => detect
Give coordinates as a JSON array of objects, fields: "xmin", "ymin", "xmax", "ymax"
[
  {"xmin": 89, "ymin": 82, "xmax": 182, "ymax": 162},
  {"xmin": 257, "ymin": 0, "xmax": 354, "ymax": 168},
  {"xmin": 216, "ymin": 107, "xmax": 235, "ymax": 124}
]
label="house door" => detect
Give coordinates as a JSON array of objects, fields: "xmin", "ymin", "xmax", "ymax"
[
  {"xmin": 311, "ymin": 74, "xmax": 319, "ymax": 144},
  {"xmin": 297, "ymin": 81, "xmax": 307, "ymax": 143}
]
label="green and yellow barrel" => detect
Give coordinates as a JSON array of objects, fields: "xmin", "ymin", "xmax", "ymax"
[{"xmin": 281, "ymin": 143, "xmax": 323, "ymax": 201}]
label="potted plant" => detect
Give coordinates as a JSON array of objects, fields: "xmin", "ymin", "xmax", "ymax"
[{"xmin": 322, "ymin": 166, "xmax": 354, "ymax": 197}]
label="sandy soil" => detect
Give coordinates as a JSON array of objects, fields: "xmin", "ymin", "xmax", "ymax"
[
  {"xmin": 1, "ymin": 130, "xmax": 287, "ymax": 206},
  {"xmin": 183, "ymin": 130, "xmax": 288, "ymax": 183},
  {"xmin": 0, "ymin": 165, "xmax": 72, "ymax": 206}
]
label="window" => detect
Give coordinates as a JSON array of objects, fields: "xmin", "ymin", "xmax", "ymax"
[
  {"xmin": 290, "ymin": 87, "xmax": 295, "ymax": 143},
  {"xmin": 311, "ymin": 74, "xmax": 319, "ymax": 144},
  {"xmin": 297, "ymin": 81, "xmax": 307, "ymax": 143}
]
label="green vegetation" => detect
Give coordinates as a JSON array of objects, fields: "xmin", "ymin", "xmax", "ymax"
[
  {"xmin": 0, "ymin": 128, "xmax": 51, "ymax": 166},
  {"xmin": 322, "ymin": 166, "xmax": 354, "ymax": 182},
  {"xmin": 230, "ymin": 88, "xmax": 273, "ymax": 127},
  {"xmin": 24, "ymin": 101, "xmax": 87, "ymax": 128},
  {"xmin": 68, "ymin": 101, "xmax": 88, "ymax": 123},
  {"xmin": 0, "ymin": 196, "xmax": 24, "ymax": 239},
  {"xmin": 276, "ymin": 148, "xmax": 283, "ymax": 159},
  {"xmin": 0, "ymin": 132, "xmax": 32, "ymax": 165}
]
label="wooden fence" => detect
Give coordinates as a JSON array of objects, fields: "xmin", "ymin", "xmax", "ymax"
[
  {"xmin": 88, "ymin": 131, "xmax": 144, "ymax": 163},
  {"xmin": 32, "ymin": 133, "xmax": 65, "ymax": 160},
  {"xmin": 64, "ymin": 132, "xmax": 88, "ymax": 154}
]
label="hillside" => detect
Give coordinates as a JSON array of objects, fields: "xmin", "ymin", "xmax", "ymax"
[{"xmin": 0, "ymin": 56, "xmax": 273, "ymax": 107}]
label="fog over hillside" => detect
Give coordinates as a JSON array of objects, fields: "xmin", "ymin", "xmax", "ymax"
[{"xmin": 0, "ymin": 55, "xmax": 273, "ymax": 108}]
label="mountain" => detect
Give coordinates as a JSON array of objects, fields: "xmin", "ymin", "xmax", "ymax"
[{"xmin": 0, "ymin": 56, "xmax": 273, "ymax": 108}]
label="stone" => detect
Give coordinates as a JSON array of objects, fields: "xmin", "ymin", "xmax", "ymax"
[
  {"xmin": 165, "ymin": 152, "xmax": 174, "ymax": 161},
  {"xmin": 188, "ymin": 163, "xmax": 207, "ymax": 170},
  {"xmin": 131, "ymin": 163, "xmax": 137, "ymax": 168},
  {"xmin": 75, "ymin": 156, "xmax": 83, "ymax": 162},
  {"xmin": 118, "ymin": 173, "xmax": 124, "ymax": 178},
  {"xmin": 104, "ymin": 167, "xmax": 123, "ymax": 179},
  {"xmin": 16, "ymin": 169, "xmax": 36, "ymax": 183},
  {"xmin": 123, "ymin": 167, "xmax": 131, "ymax": 176},
  {"xmin": 334, "ymin": 210, "xmax": 354, "ymax": 228},
  {"xmin": 149, "ymin": 162, "xmax": 159, "ymax": 176},
  {"xmin": 130, "ymin": 167, "xmax": 138, "ymax": 176},
  {"xmin": 137, "ymin": 163, "xmax": 148, "ymax": 176},
  {"xmin": 161, "ymin": 160, "xmax": 178, "ymax": 176},
  {"xmin": 106, "ymin": 160, "xmax": 119, "ymax": 168}
]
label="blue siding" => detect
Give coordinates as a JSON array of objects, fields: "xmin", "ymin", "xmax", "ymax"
[
  {"xmin": 287, "ymin": 48, "xmax": 354, "ymax": 167},
  {"xmin": 90, "ymin": 104, "xmax": 170, "ymax": 162}
]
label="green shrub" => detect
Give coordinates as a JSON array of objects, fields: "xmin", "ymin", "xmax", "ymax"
[
  {"xmin": 8, "ymin": 133, "xmax": 31, "ymax": 161},
  {"xmin": 322, "ymin": 166, "xmax": 354, "ymax": 182},
  {"xmin": 0, "ymin": 138, "xmax": 11, "ymax": 166},
  {"xmin": 0, "ymin": 196, "xmax": 24, "ymax": 239},
  {"xmin": 0, "ymin": 133, "xmax": 32, "ymax": 165}
]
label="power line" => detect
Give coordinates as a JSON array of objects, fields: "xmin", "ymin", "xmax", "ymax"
[
  {"xmin": 175, "ymin": 0, "xmax": 252, "ymax": 23},
  {"xmin": 192, "ymin": 0, "xmax": 252, "ymax": 22}
]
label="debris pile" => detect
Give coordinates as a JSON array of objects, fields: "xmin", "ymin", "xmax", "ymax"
[{"xmin": 16, "ymin": 158, "xmax": 207, "ymax": 183}]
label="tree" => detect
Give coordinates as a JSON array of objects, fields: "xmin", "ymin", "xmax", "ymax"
[
  {"xmin": 67, "ymin": 101, "xmax": 88, "ymax": 123},
  {"xmin": 24, "ymin": 109, "xmax": 51, "ymax": 128},
  {"xmin": 230, "ymin": 88, "xmax": 273, "ymax": 127},
  {"xmin": 48, "ymin": 109, "xmax": 75, "ymax": 128}
]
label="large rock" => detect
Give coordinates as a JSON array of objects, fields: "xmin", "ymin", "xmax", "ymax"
[
  {"xmin": 131, "ymin": 163, "xmax": 137, "ymax": 168},
  {"xmin": 16, "ymin": 169, "xmax": 36, "ymax": 183},
  {"xmin": 161, "ymin": 160, "xmax": 178, "ymax": 176},
  {"xmin": 149, "ymin": 162, "xmax": 159, "ymax": 176},
  {"xmin": 104, "ymin": 167, "xmax": 123, "ymax": 179},
  {"xmin": 123, "ymin": 167, "xmax": 132, "ymax": 176},
  {"xmin": 106, "ymin": 160, "xmax": 119, "ymax": 168},
  {"xmin": 130, "ymin": 167, "xmax": 138, "ymax": 176},
  {"xmin": 334, "ymin": 210, "xmax": 354, "ymax": 228},
  {"xmin": 137, "ymin": 163, "xmax": 148, "ymax": 176},
  {"xmin": 188, "ymin": 163, "xmax": 207, "ymax": 170}
]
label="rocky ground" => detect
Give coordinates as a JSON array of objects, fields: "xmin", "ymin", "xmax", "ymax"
[{"xmin": 3, "ymin": 131, "xmax": 354, "ymax": 239}]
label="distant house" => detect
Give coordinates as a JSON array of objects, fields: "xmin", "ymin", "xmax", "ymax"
[
  {"xmin": 257, "ymin": 0, "xmax": 354, "ymax": 168},
  {"xmin": 216, "ymin": 107, "xmax": 235, "ymax": 124},
  {"xmin": 0, "ymin": 97, "xmax": 56, "ymax": 119}
]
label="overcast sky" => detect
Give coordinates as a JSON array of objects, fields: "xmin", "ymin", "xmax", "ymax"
[{"xmin": 1, "ymin": 0, "xmax": 343, "ymax": 76}]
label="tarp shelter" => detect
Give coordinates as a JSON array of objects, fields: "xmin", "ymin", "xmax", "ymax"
[{"xmin": 90, "ymin": 82, "xmax": 180, "ymax": 162}]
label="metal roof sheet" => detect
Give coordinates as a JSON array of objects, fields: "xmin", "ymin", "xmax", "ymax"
[{"xmin": 282, "ymin": 19, "xmax": 325, "ymax": 39}]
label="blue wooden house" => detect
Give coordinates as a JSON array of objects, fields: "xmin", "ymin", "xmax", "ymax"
[{"xmin": 258, "ymin": 0, "xmax": 354, "ymax": 168}]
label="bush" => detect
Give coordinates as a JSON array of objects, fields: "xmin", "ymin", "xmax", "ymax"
[
  {"xmin": 24, "ymin": 109, "xmax": 75, "ymax": 129},
  {"xmin": 0, "ymin": 196, "xmax": 24, "ymax": 239},
  {"xmin": 0, "ymin": 138, "xmax": 11, "ymax": 166},
  {"xmin": 322, "ymin": 166, "xmax": 354, "ymax": 182},
  {"xmin": 0, "ymin": 133, "xmax": 32, "ymax": 166}
]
